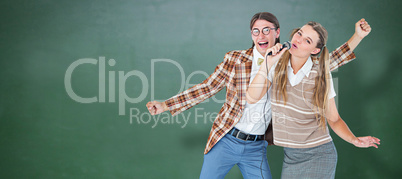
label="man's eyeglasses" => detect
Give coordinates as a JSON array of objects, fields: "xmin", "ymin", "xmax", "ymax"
[{"xmin": 251, "ymin": 27, "xmax": 277, "ymax": 36}]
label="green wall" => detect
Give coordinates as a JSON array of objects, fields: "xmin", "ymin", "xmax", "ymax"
[{"xmin": 1, "ymin": 0, "xmax": 401, "ymax": 178}]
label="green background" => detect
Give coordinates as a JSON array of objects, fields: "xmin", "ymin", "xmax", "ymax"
[{"xmin": 1, "ymin": 0, "xmax": 401, "ymax": 178}]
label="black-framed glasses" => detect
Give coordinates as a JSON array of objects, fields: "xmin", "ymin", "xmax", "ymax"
[{"xmin": 251, "ymin": 27, "xmax": 277, "ymax": 36}]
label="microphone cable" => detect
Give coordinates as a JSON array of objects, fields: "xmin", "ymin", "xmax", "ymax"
[
  {"xmin": 260, "ymin": 42, "xmax": 290, "ymax": 178},
  {"xmin": 260, "ymin": 50, "xmax": 271, "ymax": 179}
]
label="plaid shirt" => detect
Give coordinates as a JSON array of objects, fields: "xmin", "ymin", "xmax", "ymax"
[{"xmin": 165, "ymin": 42, "xmax": 355, "ymax": 154}]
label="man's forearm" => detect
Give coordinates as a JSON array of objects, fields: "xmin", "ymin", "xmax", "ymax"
[{"xmin": 347, "ymin": 33, "xmax": 364, "ymax": 52}]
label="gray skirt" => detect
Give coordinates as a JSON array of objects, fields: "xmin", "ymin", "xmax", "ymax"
[{"xmin": 281, "ymin": 141, "xmax": 338, "ymax": 179}]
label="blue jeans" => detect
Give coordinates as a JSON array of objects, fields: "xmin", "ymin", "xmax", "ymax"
[{"xmin": 199, "ymin": 133, "xmax": 272, "ymax": 179}]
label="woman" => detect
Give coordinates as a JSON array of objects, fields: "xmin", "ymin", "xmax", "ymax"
[{"xmin": 246, "ymin": 21, "xmax": 380, "ymax": 178}]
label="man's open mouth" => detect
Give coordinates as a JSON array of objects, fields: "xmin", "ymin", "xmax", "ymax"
[{"xmin": 258, "ymin": 42, "xmax": 268, "ymax": 48}]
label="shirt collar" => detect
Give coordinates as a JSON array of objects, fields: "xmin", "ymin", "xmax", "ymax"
[
  {"xmin": 287, "ymin": 56, "xmax": 313, "ymax": 77},
  {"xmin": 253, "ymin": 46, "xmax": 264, "ymax": 61}
]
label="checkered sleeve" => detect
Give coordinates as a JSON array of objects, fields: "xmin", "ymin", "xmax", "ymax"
[
  {"xmin": 329, "ymin": 42, "xmax": 357, "ymax": 72},
  {"xmin": 164, "ymin": 52, "xmax": 233, "ymax": 116}
]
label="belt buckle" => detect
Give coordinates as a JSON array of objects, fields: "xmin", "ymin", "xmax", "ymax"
[{"xmin": 235, "ymin": 131, "xmax": 248, "ymax": 141}]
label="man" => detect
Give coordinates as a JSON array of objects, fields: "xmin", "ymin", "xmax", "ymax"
[{"xmin": 146, "ymin": 12, "xmax": 371, "ymax": 179}]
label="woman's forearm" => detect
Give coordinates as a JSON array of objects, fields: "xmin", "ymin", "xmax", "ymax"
[
  {"xmin": 328, "ymin": 117, "xmax": 357, "ymax": 144},
  {"xmin": 246, "ymin": 66, "xmax": 271, "ymax": 104},
  {"xmin": 326, "ymin": 98, "xmax": 358, "ymax": 144}
]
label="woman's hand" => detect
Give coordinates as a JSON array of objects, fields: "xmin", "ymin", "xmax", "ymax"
[
  {"xmin": 263, "ymin": 43, "xmax": 288, "ymax": 70},
  {"xmin": 146, "ymin": 101, "xmax": 168, "ymax": 115},
  {"xmin": 352, "ymin": 136, "xmax": 381, "ymax": 148}
]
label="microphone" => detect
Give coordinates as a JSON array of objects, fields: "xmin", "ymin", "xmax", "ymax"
[{"xmin": 266, "ymin": 41, "xmax": 291, "ymax": 56}]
